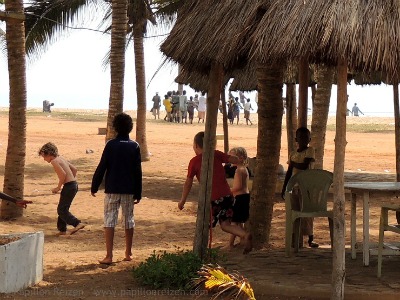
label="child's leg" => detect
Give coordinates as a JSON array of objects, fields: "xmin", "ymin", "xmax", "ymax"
[
  {"xmin": 228, "ymin": 222, "xmax": 238, "ymax": 248},
  {"xmin": 100, "ymin": 227, "xmax": 115, "ymax": 264},
  {"xmin": 120, "ymin": 195, "xmax": 135, "ymax": 261},
  {"xmin": 124, "ymin": 228, "xmax": 134, "ymax": 261},
  {"xmin": 100, "ymin": 194, "xmax": 120, "ymax": 264},
  {"xmin": 220, "ymin": 220, "xmax": 252, "ymax": 254},
  {"xmin": 57, "ymin": 182, "xmax": 81, "ymax": 229},
  {"xmin": 56, "ymin": 216, "xmax": 67, "ymax": 233}
]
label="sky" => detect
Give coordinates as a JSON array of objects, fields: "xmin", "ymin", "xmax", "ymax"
[{"xmin": 0, "ymin": 17, "xmax": 397, "ymax": 116}]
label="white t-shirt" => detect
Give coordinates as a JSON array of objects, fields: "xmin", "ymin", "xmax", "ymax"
[
  {"xmin": 244, "ymin": 102, "xmax": 252, "ymax": 112},
  {"xmin": 198, "ymin": 96, "xmax": 206, "ymax": 112}
]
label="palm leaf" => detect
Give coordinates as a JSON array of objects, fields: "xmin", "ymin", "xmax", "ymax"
[{"xmin": 193, "ymin": 264, "xmax": 256, "ymax": 300}]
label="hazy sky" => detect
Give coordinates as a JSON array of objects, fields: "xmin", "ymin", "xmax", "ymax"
[
  {"xmin": 0, "ymin": 22, "xmax": 190, "ymax": 111},
  {"xmin": 0, "ymin": 16, "xmax": 397, "ymax": 116}
]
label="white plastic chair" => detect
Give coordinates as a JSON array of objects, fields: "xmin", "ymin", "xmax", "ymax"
[{"xmin": 285, "ymin": 169, "xmax": 334, "ymax": 257}]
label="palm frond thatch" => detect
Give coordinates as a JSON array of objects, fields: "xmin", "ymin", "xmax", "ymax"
[
  {"xmin": 175, "ymin": 68, "xmax": 231, "ymax": 92},
  {"xmin": 250, "ymin": 0, "xmax": 400, "ymax": 79},
  {"xmin": 160, "ymin": 0, "xmax": 259, "ymax": 75},
  {"xmin": 192, "ymin": 264, "xmax": 256, "ymax": 300}
]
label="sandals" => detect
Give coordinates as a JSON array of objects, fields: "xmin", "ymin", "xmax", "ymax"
[{"xmin": 308, "ymin": 241, "xmax": 319, "ymax": 248}]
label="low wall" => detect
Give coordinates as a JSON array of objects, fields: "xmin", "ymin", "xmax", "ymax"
[{"xmin": 0, "ymin": 232, "xmax": 44, "ymax": 293}]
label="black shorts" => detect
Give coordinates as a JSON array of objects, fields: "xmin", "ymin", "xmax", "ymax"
[{"xmin": 232, "ymin": 193, "xmax": 250, "ymax": 223}]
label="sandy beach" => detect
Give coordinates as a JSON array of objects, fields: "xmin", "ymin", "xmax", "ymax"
[{"xmin": 0, "ymin": 109, "xmax": 398, "ymax": 299}]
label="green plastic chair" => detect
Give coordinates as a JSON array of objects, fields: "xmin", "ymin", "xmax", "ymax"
[{"xmin": 285, "ymin": 169, "xmax": 334, "ymax": 257}]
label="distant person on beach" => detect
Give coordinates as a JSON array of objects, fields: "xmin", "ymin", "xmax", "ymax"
[
  {"xmin": 187, "ymin": 96, "xmax": 196, "ymax": 124},
  {"xmin": 243, "ymin": 98, "xmax": 254, "ymax": 125},
  {"xmin": 228, "ymin": 147, "xmax": 251, "ymax": 250},
  {"xmin": 91, "ymin": 113, "xmax": 142, "ymax": 265},
  {"xmin": 151, "ymin": 92, "xmax": 161, "ymax": 120},
  {"xmin": 232, "ymin": 97, "xmax": 243, "ymax": 125},
  {"xmin": 351, "ymin": 103, "xmax": 364, "ymax": 116},
  {"xmin": 179, "ymin": 90, "xmax": 188, "ymax": 123},
  {"xmin": 39, "ymin": 142, "xmax": 85, "ymax": 236},
  {"xmin": 239, "ymin": 91, "xmax": 248, "ymax": 106},
  {"xmin": 197, "ymin": 92, "xmax": 206, "ymax": 123},
  {"xmin": 163, "ymin": 93, "xmax": 172, "ymax": 122},
  {"xmin": 178, "ymin": 131, "xmax": 253, "ymax": 254}
]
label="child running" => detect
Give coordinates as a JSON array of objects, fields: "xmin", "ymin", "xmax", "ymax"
[
  {"xmin": 178, "ymin": 131, "xmax": 252, "ymax": 254},
  {"xmin": 228, "ymin": 147, "xmax": 251, "ymax": 249},
  {"xmin": 39, "ymin": 142, "xmax": 85, "ymax": 236}
]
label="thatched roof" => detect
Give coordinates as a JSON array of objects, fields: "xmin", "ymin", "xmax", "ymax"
[
  {"xmin": 160, "ymin": 0, "xmax": 258, "ymax": 75},
  {"xmin": 249, "ymin": 0, "xmax": 400, "ymax": 79},
  {"xmin": 229, "ymin": 62, "xmax": 320, "ymax": 92},
  {"xmin": 175, "ymin": 68, "xmax": 231, "ymax": 92}
]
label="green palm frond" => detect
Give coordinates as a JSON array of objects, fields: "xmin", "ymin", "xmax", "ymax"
[
  {"xmin": 24, "ymin": 0, "xmax": 106, "ymax": 61},
  {"xmin": 193, "ymin": 264, "xmax": 256, "ymax": 300}
]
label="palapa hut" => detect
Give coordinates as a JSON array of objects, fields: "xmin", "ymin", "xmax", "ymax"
[
  {"xmin": 163, "ymin": 0, "xmax": 400, "ymax": 298},
  {"xmin": 244, "ymin": 0, "xmax": 400, "ymax": 298}
]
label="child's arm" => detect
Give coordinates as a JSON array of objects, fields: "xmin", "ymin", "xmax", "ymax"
[
  {"xmin": 51, "ymin": 160, "xmax": 66, "ymax": 194},
  {"xmin": 178, "ymin": 177, "xmax": 194, "ymax": 210},
  {"xmin": 0, "ymin": 192, "xmax": 32, "ymax": 208},
  {"xmin": 281, "ymin": 164, "xmax": 293, "ymax": 199}
]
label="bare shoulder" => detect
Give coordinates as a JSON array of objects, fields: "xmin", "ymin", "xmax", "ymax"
[{"xmin": 236, "ymin": 165, "xmax": 248, "ymax": 175}]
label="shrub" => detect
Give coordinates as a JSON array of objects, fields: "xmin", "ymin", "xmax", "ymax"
[{"xmin": 132, "ymin": 248, "xmax": 224, "ymax": 291}]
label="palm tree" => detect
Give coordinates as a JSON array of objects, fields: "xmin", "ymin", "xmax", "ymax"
[
  {"xmin": 105, "ymin": 0, "xmax": 128, "ymax": 139},
  {"xmin": 125, "ymin": 0, "xmax": 155, "ymax": 161},
  {"xmin": 0, "ymin": 0, "xmax": 28, "ymax": 219},
  {"xmin": 310, "ymin": 65, "xmax": 334, "ymax": 169}
]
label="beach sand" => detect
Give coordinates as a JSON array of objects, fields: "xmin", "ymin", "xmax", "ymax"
[{"xmin": 0, "ymin": 110, "xmax": 398, "ymax": 299}]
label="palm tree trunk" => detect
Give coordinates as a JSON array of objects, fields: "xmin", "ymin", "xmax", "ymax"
[
  {"xmin": 133, "ymin": 24, "xmax": 150, "ymax": 161},
  {"xmin": 331, "ymin": 58, "xmax": 347, "ymax": 300},
  {"xmin": 310, "ymin": 65, "xmax": 334, "ymax": 169},
  {"xmin": 0, "ymin": 0, "xmax": 27, "ymax": 219},
  {"xmin": 250, "ymin": 62, "xmax": 284, "ymax": 248},
  {"xmin": 193, "ymin": 62, "xmax": 224, "ymax": 260},
  {"xmin": 298, "ymin": 56, "xmax": 308, "ymax": 128},
  {"xmin": 285, "ymin": 83, "xmax": 297, "ymax": 156},
  {"xmin": 105, "ymin": 0, "xmax": 127, "ymax": 141}
]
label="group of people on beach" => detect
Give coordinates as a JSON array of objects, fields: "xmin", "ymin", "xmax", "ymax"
[
  {"xmin": 151, "ymin": 90, "xmax": 256, "ymax": 125},
  {"xmin": 151, "ymin": 90, "xmax": 207, "ymax": 124}
]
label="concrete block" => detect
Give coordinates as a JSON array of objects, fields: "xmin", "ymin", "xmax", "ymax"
[{"xmin": 0, "ymin": 232, "xmax": 44, "ymax": 293}]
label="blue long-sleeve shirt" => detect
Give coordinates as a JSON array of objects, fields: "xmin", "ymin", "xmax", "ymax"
[{"xmin": 91, "ymin": 135, "xmax": 142, "ymax": 200}]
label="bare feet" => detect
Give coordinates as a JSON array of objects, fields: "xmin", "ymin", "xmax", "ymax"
[
  {"xmin": 123, "ymin": 252, "xmax": 132, "ymax": 261},
  {"xmin": 99, "ymin": 257, "xmax": 113, "ymax": 265},
  {"xmin": 70, "ymin": 223, "xmax": 85, "ymax": 235},
  {"xmin": 243, "ymin": 233, "xmax": 253, "ymax": 254},
  {"xmin": 56, "ymin": 231, "xmax": 67, "ymax": 236}
]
